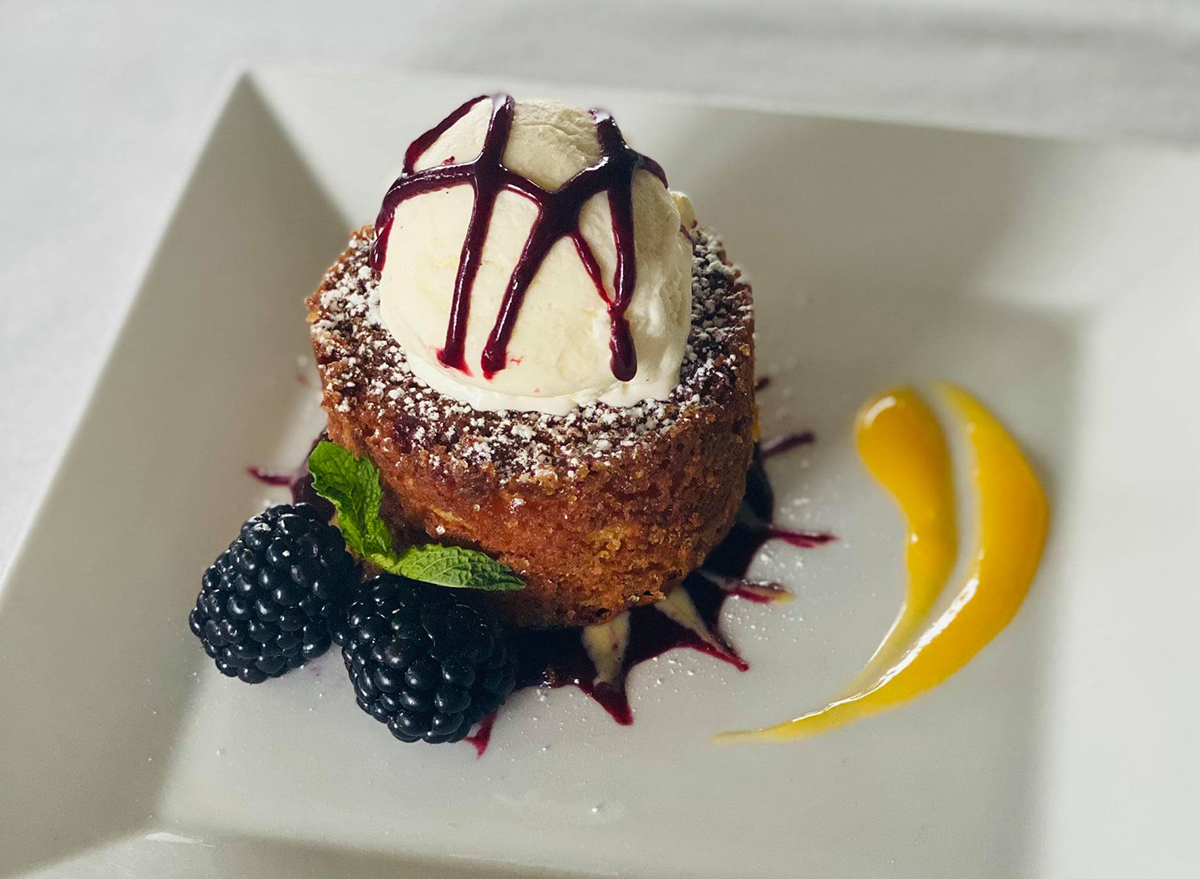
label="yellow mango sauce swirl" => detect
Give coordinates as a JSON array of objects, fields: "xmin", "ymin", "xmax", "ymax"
[{"xmin": 718, "ymin": 384, "xmax": 1048, "ymax": 743}]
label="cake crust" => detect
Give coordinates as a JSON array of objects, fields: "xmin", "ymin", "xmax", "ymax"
[{"xmin": 308, "ymin": 225, "xmax": 755, "ymax": 627}]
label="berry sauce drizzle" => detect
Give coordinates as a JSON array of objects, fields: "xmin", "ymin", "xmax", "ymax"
[
  {"xmin": 463, "ymin": 711, "xmax": 497, "ymax": 758},
  {"xmin": 246, "ymin": 433, "xmax": 334, "ymax": 521},
  {"xmin": 760, "ymin": 429, "xmax": 815, "ymax": 459},
  {"xmin": 507, "ymin": 571, "xmax": 749, "ymax": 729},
  {"xmin": 370, "ymin": 94, "xmax": 667, "ymax": 381},
  {"xmin": 486, "ymin": 428, "xmax": 836, "ymax": 753}
]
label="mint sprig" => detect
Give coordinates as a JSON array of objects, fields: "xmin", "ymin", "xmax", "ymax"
[
  {"xmin": 307, "ymin": 440, "xmax": 524, "ymax": 592},
  {"xmin": 396, "ymin": 544, "xmax": 525, "ymax": 592},
  {"xmin": 307, "ymin": 440, "xmax": 397, "ymax": 572}
]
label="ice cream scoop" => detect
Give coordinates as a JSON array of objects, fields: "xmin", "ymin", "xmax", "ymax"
[{"xmin": 374, "ymin": 95, "xmax": 694, "ymax": 415}]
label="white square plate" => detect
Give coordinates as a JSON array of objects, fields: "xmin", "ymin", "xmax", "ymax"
[{"xmin": 2, "ymin": 69, "xmax": 1197, "ymax": 878}]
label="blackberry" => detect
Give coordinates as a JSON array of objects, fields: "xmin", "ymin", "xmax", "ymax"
[
  {"xmin": 336, "ymin": 574, "xmax": 516, "ymax": 744},
  {"xmin": 189, "ymin": 503, "xmax": 354, "ymax": 683}
]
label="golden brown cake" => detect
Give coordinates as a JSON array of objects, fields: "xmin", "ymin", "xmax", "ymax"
[{"xmin": 308, "ymin": 224, "xmax": 755, "ymax": 627}]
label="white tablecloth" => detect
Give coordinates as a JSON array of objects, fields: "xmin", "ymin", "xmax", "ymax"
[{"xmin": 1, "ymin": 0, "xmax": 1198, "ymax": 570}]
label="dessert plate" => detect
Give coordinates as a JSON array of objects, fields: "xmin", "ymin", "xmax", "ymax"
[{"xmin": 1, "ymin": 68, "xmax": 1196, "ymax": 879}]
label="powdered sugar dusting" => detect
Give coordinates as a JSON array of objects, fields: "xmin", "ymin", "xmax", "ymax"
[{"xmin": 309, "ymin": 225, "xmax": 752, "ymax": 482}]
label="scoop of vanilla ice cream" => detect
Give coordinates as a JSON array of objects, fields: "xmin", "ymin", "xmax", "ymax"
[{"xmin": 377, "ymin": 98, "xmax": 694, "ymax": 415}]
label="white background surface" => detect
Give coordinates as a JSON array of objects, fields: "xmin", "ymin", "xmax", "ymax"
[{"xmin": 1, "ymin": 0, "xmax": 1199, "ymax": 568}]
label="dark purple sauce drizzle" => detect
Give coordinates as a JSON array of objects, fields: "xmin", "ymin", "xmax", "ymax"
[
  {"xmin": 246, "ymin": 433, "xmax": 334, "ymax": 521},
  {"xmin": 507, "ymin": 572, "xmax": 749, "ymax": 729},
  {"xmin": 464, "ymin": 712, "xmax": 496, "ymax": 757},
  {"xmin": 370, "ymin": 94, "xmax": 666, "ymax": 381},
  {"xmin": 760, "ymin": 429, "xmax": 815, "ymax": 459},
  {"xmin": 699, "ymin": 445, "xmax": 835, "ymax": 580}
]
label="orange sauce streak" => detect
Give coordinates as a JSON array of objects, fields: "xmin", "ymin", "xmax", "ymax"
[
  {"xmin": 717, "ymin": 385, "xmax": 1048, "ymax": 742},
  {"xmin": 845, "ymin": 387, "xmax": 957, "ymax": 692}
]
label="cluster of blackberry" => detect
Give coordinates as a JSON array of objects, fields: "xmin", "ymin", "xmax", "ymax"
[{"xmin": 188, "ymin": 504, "xmax": 515, "ymax": 744}]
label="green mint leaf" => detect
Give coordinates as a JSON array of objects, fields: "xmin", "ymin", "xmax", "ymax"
[
  {"xmin": 307, "ymin": 440, "xmax": 401, "ymax": 572},
  {"xmin": 397, "ymin": 544, "xmax": 525, "ymax": 592},
  {"xmin": 307, "ymin": 440, "xmax": 524, "ymax": 591}
]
